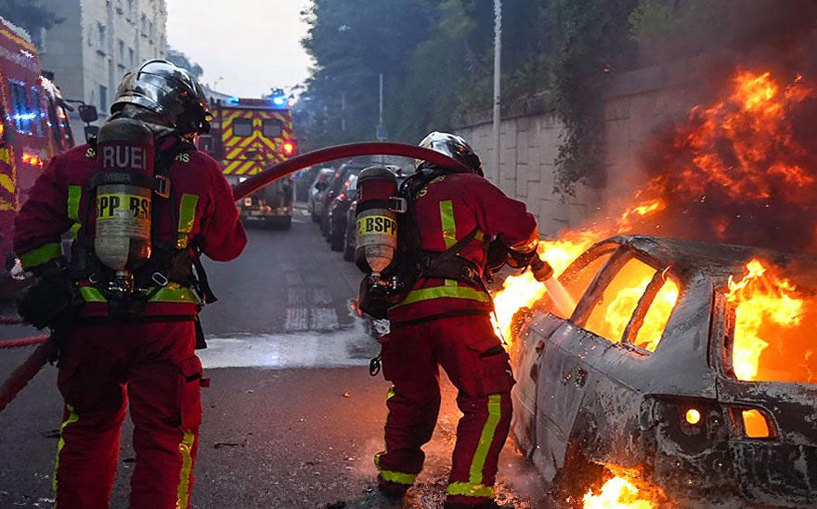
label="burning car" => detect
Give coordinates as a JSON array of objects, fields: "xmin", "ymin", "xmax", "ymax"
[{"xmin": 508, "ymin": 235, "xmax": 817, "ymax": 508}]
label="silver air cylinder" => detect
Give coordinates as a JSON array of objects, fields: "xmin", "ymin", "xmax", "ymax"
[
  {"xmin": 94, "ymin": 118, "xmax": 155, "ymax": 273},
  {"xmin": 355, "ymin": 166, "xmax": 398, "ymax": 277}
]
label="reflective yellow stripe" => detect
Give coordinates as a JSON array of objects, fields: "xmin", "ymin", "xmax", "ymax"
[
  {"xmin": 53, "ymin": 404, "xmax": 80, "ymax": 495},
  {"xmin": 470, "ymin": 394, "xmax": 502, "ymax": 485},
  {"xmin": 475, "ymin": 230, "xmax": 484, "ymax": 242},
  {"xmin": 447, "ymin": 481, "xmax": 495, "ymax": 498},
  {"xmin": 386, "ymin": 386, "xmax": 396, "ymax": 400},
  {"xmin": 79, "ymin": 286, "xmax": 106, "ymax": 302},
  {"xmin": 446, "ymin": 394, "xmax": 503, "ymax": 499},
  {"xmin": 67, "ymin": 185, "xmax": 81, "ymax": 221},
  {"xmin": 79, "ymin": 284, "xmax": 198, "ymax": 304},
  {"xmin": 177, "ymin": 194, "xmax": 199, "ymax": 249},
  {"xmin": 176, "ymin": 430, "xmax": 195, "ymax": 509},
  {"xmin": 440, "ymin": 200, "xmax": 456, "ymax": 249},
  {"xmin": 148, "ymin": 285, "xmax": 200, "ymax": 304},
  {"xmin": 396, "ymin": 280, "xmax": 490, "ymax": 306},
  {"xmin": 19, "ymin": 242, "xmax": 61, "ymax": 268},
  {"xmin": 374, "ymin": 454, "xmax": 416, "ymax": 486}
]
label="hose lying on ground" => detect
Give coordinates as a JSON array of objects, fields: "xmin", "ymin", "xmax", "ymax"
[{"xmin": 0, "ymin": 340, "xmax": 55, "ymax": 413}]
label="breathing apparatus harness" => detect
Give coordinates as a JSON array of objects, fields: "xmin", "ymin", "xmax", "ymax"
[
  {"xmin": 74, "ymin": 135, "xmax": 216, "ymax": 314},
  {"xmin": 357, "ymin": 166, "xmax": 491, "ymax": 320},
  {"xmin": 17, "ymin": 119, "xmax": 215, "ymax": 349}
]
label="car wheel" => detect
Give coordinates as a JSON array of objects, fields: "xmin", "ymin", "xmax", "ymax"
[
  {"xmin": 343, "ymin": 232, "xmax": 355, "ymax": 261},
  {"xmin": 330, "ymin": 229, "xmax": 344, "ymax": 251},
  {"xmin": 280, "ymin": 216, "xmax": 293, "ymax": 231},
  {"xmin": 550, "ymin": 443, "xmax": 605, "ymax": 504},
  {"xmin": 321, "ymin": 214, "xmax": 330, "ymax": 238}
]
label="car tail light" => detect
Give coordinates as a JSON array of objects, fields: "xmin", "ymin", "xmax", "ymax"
[
  {"xmin": 727, "ymin": 406, "xmax": 776, "ymax": 439},
  {"xmin": 685, "ymin": 408, "xmax": 702, "ymax": 426}
]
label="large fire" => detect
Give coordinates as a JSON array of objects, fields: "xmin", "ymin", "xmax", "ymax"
[
  {"xmin": 490, "ymin": 70, "xmax": 817, "ymax": 505},
  {"xmin": 492, "ymin": 71, "xmax": 817, "ymax": 386}
]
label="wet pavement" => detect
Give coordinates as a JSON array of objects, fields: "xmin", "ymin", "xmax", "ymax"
[{"xmin": 0, "ymin": 207, "xmax": 547, "ymax": 508}]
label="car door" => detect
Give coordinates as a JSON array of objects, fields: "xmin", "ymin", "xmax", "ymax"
[
  {"xmin": 569, "ymin": 251, "xmax": 680, "ymax": 465},
  {"xmin": 532, "ymin": 244, "xmax": 617, "ymax": 481}
]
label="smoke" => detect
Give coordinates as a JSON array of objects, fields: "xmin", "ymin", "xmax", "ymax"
[{"xmin": 625, "ymin": 2, "xmax": 817, "ymax": 253}]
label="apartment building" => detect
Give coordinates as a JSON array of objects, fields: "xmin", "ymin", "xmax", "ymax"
[{"xmin": 38, "ymin": 0, "xmax": 168, "ymax": 135}]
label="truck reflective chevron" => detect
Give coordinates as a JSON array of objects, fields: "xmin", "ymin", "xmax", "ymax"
[{"xmin": 198, "ymin": 95, "xmax": 297, "ymax": 230}]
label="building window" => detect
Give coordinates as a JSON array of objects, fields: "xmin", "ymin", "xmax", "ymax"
[
  {"xmin": 99, "ymin": 85, "xmax": 108, "ymax": 112},
  {"xmin": 97, "ymin": 23, "xmax": 106, "ymax": 50},
  {"xmin": 118, "ymin": 39, "xmax": 125, "ymax": 61},
  {"xmin": 129, "ymin": 47, "xmax": 135, "ymax": 66}
]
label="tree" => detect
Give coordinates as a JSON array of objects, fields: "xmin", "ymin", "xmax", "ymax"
[{"xmin": 0, "ymin": 0, "xmax": 61, "ymax": 43}]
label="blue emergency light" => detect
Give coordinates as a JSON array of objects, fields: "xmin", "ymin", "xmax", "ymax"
[{"xmin": 271, "ymin": 96, "xmax": 286, "ymax": 106}]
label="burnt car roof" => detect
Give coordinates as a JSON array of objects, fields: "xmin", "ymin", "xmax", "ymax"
[{"xmin": 597, "ymin": 235, "xmax": 817, "ymax": 287}]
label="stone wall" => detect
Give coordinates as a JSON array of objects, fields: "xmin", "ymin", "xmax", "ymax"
[{"xmin": 456, "ymin": 55, "xmax": 722, "ymax": 237}]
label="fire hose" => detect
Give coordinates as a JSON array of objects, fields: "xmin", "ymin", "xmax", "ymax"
[{"xmin": 0, "ymin": 142, "xmax": 468, "ymax": 414}]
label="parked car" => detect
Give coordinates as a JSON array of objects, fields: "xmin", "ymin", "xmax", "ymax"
[
  {"xmin": 320, "ymin": 163, "xmax": 366, "ymax": 239},
  {"xmin": 511, "ymin": 235, "xmax": 817, "ymax": 508},
  {"xmin": 327, "ymin": 169, "xmax": 362, "ymax": 251},
  {"xmin": 309, "ymin": 167, "xmax": 335, "ymax": 222},
  {"xmin": 342, "ymin": 165, "xmax": 407, "ymax": 262}
]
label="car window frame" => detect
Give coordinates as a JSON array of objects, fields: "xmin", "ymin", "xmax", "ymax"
[
  {"xmin": 620, "ymin": 266, "xmax": 678, "ymax": 355},
  {"xmin": 570, "ymin": 246, "xmax": 633, "ymax": 326},
  {"xmin": 570, "ymin": 245, "xmax": 679, "ymax": 355},
  {"xmin": 550, "ymin": 242, "xmax": 619, "ymax": 321}
]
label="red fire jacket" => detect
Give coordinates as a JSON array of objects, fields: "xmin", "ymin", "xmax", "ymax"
[
  {"xmin": 388, "ymin": 171, "xmax": 538, "ymax": 324},
  {"xmin": 14, "ymin": 138, "xmax": 247, "ymax": 317}
]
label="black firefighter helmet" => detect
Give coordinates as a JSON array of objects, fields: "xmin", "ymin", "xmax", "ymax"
[
  {"xmin": 111, "ymin": 59, "xmax": 212, "ymax": 136},
  {"xmin": 417, "ymin": 131, "xmax": 484, "ymax": 176}
]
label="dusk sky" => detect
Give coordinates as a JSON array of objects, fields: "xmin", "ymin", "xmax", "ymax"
[{"xmin": 166, "ymin": 0, "xmax": 314, "ymax": 98}]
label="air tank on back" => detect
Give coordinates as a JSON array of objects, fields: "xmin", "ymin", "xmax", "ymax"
[
  {"xmin": 355, "ymin": 166, "xmax": 398, "ymax": 277},
  {"xmin": 93, "ymin": 118, "xmax": 155, "ymax": 277}
]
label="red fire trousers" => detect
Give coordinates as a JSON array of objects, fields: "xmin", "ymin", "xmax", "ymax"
[
  {"xmin": 376, "ymin": 314, "xmax": 515, "ymax": 505},
  {"xmin": 53, "ymin": 320, "xmax": 203, "ymax": 509}
]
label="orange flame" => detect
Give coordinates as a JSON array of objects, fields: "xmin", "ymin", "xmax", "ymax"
[
  {"xmin": 727, "ymin": 259, "xmax": 809, "ymax": 382},
  {"xmin": 582, "ymin": 465, "xmax": 665, "ymax": 509},
  {"xmin": 583, "ymin": 476, "xmax": 656, "ymax": 509}
]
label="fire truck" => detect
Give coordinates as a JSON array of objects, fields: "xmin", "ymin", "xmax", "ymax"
[
  {"xmin": 0, "ymin": 17, "xmax": 76, "ymax": 274},
  {"xmin": 199, "ymin": 95, "xmax": 297, "ymax": 229}
]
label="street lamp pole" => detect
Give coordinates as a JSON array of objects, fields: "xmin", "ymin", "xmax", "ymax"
[{"xmin": 492, "ymin": 0, "xmax": 502, "ymax": 186}]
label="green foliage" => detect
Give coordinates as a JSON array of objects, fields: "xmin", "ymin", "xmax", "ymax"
[
  {"xmin": 0, "ymin": 0, "xmax": 61, "ymax": 40},
  {"xmin": 550, "ymin": 0, "xmax": 639, "ymax": 192},
  {"xmin": 299, "ymin": 0, "xmax": 636, "ymax": 188}
]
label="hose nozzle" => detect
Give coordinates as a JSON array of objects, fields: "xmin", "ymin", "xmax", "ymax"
[{"xmin": 530, "ymin": 255, "xmax": 554, "ymax": 282}]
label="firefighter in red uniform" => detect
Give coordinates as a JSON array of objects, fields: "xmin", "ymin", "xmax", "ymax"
[
  {"xmin": 14, "ymin": 60, "xmax": 247, "ymax": 509},
  {"xmin": 374, "ymin": 132, "xmax": 542, "ymax": 508}
]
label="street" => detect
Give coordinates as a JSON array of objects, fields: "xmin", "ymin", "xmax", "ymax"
[{"xmin": 0, "ymin": 208, "xmax": 547, "ymax": 509}]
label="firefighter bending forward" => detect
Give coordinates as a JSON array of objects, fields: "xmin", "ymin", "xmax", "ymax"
[
  {"xmin": 375, "ymin": 133, "xmax": 540, "ymax": 508},
  {"xmin": 14, "ymin": 61, "xmax": 247, "ymax": 509}
]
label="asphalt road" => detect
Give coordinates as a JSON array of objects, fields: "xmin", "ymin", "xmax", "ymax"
[{"xmin": 0, "ymin": 208, "xmax": 547, "ymax": 508}]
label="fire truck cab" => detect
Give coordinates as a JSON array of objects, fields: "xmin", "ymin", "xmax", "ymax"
[
  {"xmin": 199, "ymin": 95, "xmax": 297, "ymax": 230},
  {"xmin": 0, "ymin": 17, "xmax": 76, "ymax": 273}
]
